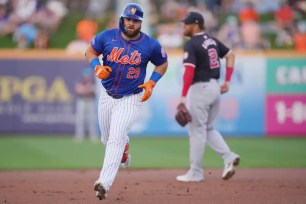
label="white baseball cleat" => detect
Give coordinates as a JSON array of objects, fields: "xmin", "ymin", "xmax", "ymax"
[
  {"xmin": 222, "ymin": 157, "xmax": 240, "ymax": 180},
  {"xmin": 94, "ymin": 181, "xmax": 107, "ymax": 200},
  {"xmin": 176, "ymin": 170, "xmax": 204, "ymax": 182},
  {"xmin": 121, "ymin": 153, "xmax": 131, "ymax": 168}
]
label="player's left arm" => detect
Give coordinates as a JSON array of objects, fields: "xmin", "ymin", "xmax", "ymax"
[
  {"xmin": 215, "ymin": 38, "xmax": 235, "ymax": 94},
  {"xmin": 220, "ymin": 50, "xmax": 235, "ymax": 94},
  {"xmin": 138, "ymin": 61, "xmax": 168, "ymax": 102},
  {"xmin": 152, "ymin": 61, "xmax": 168, "ymax": 77},
  {"xmin": 138, "ymin": 42, "xmax": 168, "ymax": 102}
]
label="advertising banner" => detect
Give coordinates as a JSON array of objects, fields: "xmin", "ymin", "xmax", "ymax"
[
  {"xmin": 0, "ymin": 54, "xmax": 267, "ymax": 137},
  {"xmin": 215, "ymin": 56, "xmax": 265, "ymax": 136},
  {"xmin": 267, "ymin": 58, "xmax": 306, "ymax": 93},
  {"xmin": 0, "ymin": 59, "xmax": 87, "ymax": 134},
  {"xmin": 266, "ymin": 95, "xmax": 306, "ymax": 136},
  {"xmin": 130, "ymin": 55, "xmax": 266, "ymax": 137},
  {"xmin": 130, "ymin": 54, "xmax": 184, "ymax": 136},
  {"xmin": 266, "ymin": 57, "xmax": 306, "ymax": 136}
]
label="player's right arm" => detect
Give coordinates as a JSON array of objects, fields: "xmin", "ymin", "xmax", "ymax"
[
  {"xmin": 85, "ymin": 47, "xmax": 112, "ymax": 80},
  {"xmin": 180, "ymin": 42, "xmax": 196, "ymax": 104},
  {"xmin": 85, "ymin": 46, "xmax": 99, "ymax": 64},
  {"xmin": 85, "ymin": 33, "xmax": 112, "ymax": 80}
]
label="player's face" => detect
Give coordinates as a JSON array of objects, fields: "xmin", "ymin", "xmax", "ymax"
[
  {"xmin": 123, "ymin": 18, "xmax": 142, "ymax": 38},
  {"xmin": 183, "ymin": 24, "xmax": 194, "ymax": 37}
]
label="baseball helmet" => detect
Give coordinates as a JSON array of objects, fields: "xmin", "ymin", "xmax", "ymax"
[{"xmin": 119, "ymin": 3, "xmax": 143, "ymax": 33}]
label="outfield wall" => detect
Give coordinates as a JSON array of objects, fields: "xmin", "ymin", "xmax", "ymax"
[{"xmin": 0, "ymin": 50, "xmax": 305, "ymax": 137}]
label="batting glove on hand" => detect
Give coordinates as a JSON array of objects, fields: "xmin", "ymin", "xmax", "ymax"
[
  {"xmin": 95, "ymin": 65, "xmax": 112, "ymax": 80},
  {"xmin": 138, "ymin": 80, "xmax": 156, "ymax": 102}
]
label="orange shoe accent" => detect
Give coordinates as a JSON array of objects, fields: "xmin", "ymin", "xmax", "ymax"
[{"xmin": 121, "ymin": 144, "xmax": 129, "ymax": 163}]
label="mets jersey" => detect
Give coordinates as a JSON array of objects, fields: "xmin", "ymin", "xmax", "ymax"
[
  {"xmin": 184, "ymin": 32, "xmax": 230, "ymax": 83},
  {"xmin": 91, "ymin": 28, "xmax": 167, "ymax": 96}
]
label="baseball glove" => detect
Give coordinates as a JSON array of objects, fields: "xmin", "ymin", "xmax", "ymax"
[{"xmin": 175, "ymin": 103, "xmax": 192, "ymax": 127}]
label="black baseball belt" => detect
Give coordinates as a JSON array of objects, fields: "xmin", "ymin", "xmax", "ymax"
[{"xmin": 106, "ymin": 91, "xmax": 124, "ymax": 99}]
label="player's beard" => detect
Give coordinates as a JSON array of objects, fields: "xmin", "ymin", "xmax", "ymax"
[
  {"xmin": 124, "ymin": 26, "xmax": 141, "ymax": 38},
  {"xmin": 183, "ymin": 29, "xmax": 192, "ymax": 38}
]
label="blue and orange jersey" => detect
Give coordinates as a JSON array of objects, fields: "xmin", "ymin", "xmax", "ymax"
[{"xmin": 90, "ymin": 28, "xmax": 167, "ymax": 96}]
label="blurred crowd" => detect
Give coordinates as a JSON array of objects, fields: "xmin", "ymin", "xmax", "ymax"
[
  {"xmin": 1, "ymin": 0, "xmax": 306, "ymax": 51},
  {"xmin": 152, "ymin": 0, "xmax": 306, "ymax": 51},
  {"xmin": 0, "ymin": 0, "xmax": 67, "ymax": 49}
]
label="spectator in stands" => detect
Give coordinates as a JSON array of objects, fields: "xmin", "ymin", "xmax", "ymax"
[
  {"xmin": 157, "ymin": 26, "xmax": 183, "ymax": 49},
  {"xmin": 66, "ymin": 16, "xmax": 98, "ymax": 55},
  {"xmin": 275, "ymin": 26, "xmax": 294, "ymax": 47},
  {"xmin": 31, "ymin": 0, "xmax": 67, "ymax": 33},
  {"xmin": 0, "ymin": 0, "xmax": 17, "ymax": 36},
  {"xmin": 34, "ymin": 24, "xmax": 49, "ymax": 49},
  {"xmin": 239, "ymin": 1, "xmax": 259, "ymax": 24},
  {"xmin": 238, "ymin": 1, "xmax": 267, "ymax": 50},
  {"xmin": 160, "ymin": 0, "xmax": 188, "ymax": 22},
  {"xmin": 30, "ymin": 0, "xmax": 67, "ymax": 49},
  {"xmin": 217, "ymin": 15, "xmax": 242, "ymax": 49},
  {"xmin": 289, "ymin": 0, "xmax": 306, "ymax": 15},
  {"xmin": 8, "ymin": 0, "xmax": 38, "ymax": 25},
  {"xmin": 1, "ymin": 0, "xmax": 36, "ymax": 36},
  {"xmin": 147, "ymin": 0, "xmax": 159, "ymax": 28},
  {"xmin": 293, "ymin": 21, "xmax": 306, "ymax": 51},
  {"xmin": 86, "ymin": 0, "xmax": 109, "ymax": 19},
  {"xmin": 274, "ymin": 1, "xmax": 295, "ymax": 48},
  {"xmin": 0, "ymin": 0, "xmax": 14, "ymax": 36},
  {"xmin": 76, "ymin": 17, "xmax": 98, "ymax": 43},
  {"xmin": 74, "ymin": 67, "xmax": 98, "ymax": 143},
  {"xmin": 275, "ymin": 1, "xmax": 294, "ymax": 28},
  {"xmin": 240, "ymin": 19, "xmax": 267, "ymax": 50},
  {"xmin": 13, "ymin": 22, "xmax": 37, "ymax": 49},
  {"xmin": 219, "ymin": 0, "xmax": 235, "ymax": 12},
  {"xmin": 202, "ymin": 0, "xmax": 222, "ymax": 12},
  {"xmin": 193, "ymin": 3, "xmax": 218, "ymax": 35}
]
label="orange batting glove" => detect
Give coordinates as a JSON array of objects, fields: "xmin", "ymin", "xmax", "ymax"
[
  {"xmin": 95, "ymin": 65, "xmax": 112, "ymax": 80},
  {"xmin": 138, "ymin": 80, "xmax": 156, "ymax": 102}
]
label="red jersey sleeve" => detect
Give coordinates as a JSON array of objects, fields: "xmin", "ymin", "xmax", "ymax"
[{"xmin": 181, "ymin": 64, "xmax": 195, "ymax": 97}]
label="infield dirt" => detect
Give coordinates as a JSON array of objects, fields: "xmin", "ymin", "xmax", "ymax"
[{"xmin": 1, "ymin": 169, "xmax": 306, "ymax": 204}]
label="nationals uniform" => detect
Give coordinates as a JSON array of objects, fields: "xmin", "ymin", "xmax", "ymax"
[
  {"xmin": 176, "ymin": 11, "xmax": 239, "ymax": 182},
  {"xmin": 90, "ymin": 28, "xmax": 167, "ymax": 191}
]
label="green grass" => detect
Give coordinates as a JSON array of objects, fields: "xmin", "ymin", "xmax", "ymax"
[{"xmin": 0, "ymin": 136, "xmax": 306, "ymax": 170}]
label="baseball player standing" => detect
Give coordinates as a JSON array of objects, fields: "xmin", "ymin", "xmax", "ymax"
[
  {"xmin": 85, "ymin": 3, "xmax": 168, "ymax": 200},
  {"xmin": 176, "ymin": 11, "xmax": 240, "ymax": 182}
]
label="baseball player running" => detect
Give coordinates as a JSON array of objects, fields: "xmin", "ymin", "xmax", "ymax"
[
  {"xmin": 85, "ymin": 3, "xmax": 168, "ymax": 200},
  {"xmin": 176, "ymin": 11, "xmax": 240, "ymax": 182}
]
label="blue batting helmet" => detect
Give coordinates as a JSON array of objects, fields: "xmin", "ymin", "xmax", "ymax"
[{"xmin": 119, "ymin": 3, "xmax": 143, "ymax": 33}]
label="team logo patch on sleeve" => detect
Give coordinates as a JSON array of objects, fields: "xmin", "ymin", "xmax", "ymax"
[
  {"xmin": 92, "ymin": 38, "xmax": 96, "ymax": 46},
  {"xmin": 161, "ymin": 48, "xmax": 166, "ymax": 58},
  {"xmin": 184, "ymin": 52, "xmax": 188, "ymax": 60}
]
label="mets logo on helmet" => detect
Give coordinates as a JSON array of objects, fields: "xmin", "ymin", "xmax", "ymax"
[{"xmin": 131, "ymin": 7, "xmax": 136, "ymax": 14}]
